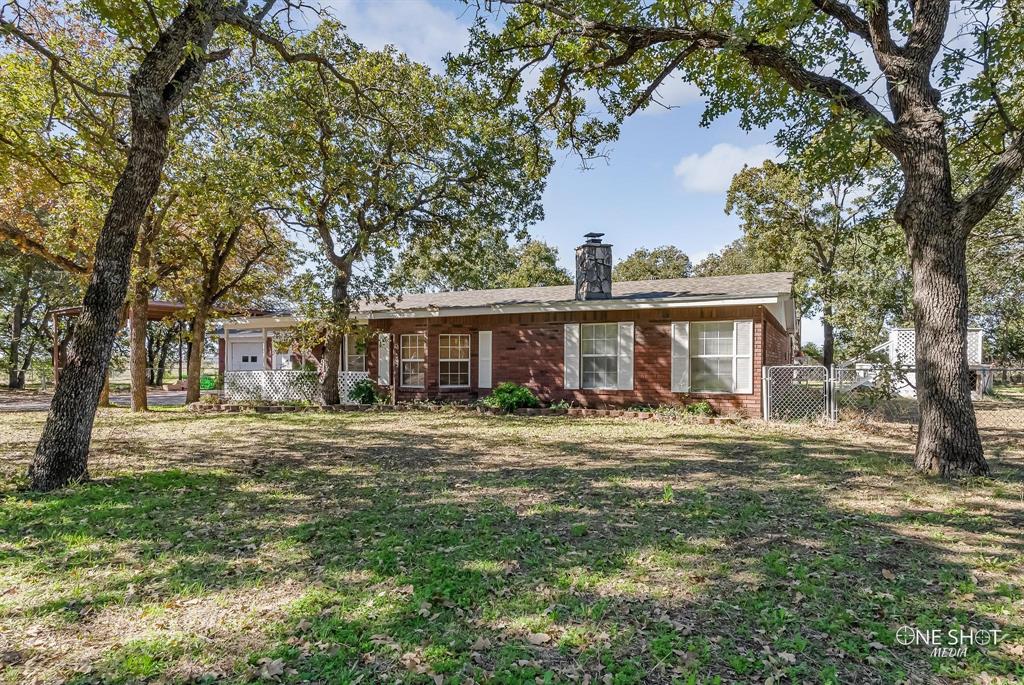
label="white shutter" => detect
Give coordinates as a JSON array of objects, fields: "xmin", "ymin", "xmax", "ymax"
[
  {"xmin": 617, "ymin": 322, "xmax": 634, "ymax": 390},
  {"xmin": 671, "ymin": 322, "xmax": 690, "ymax": 392},
  {"xmin": 478, "ymin": 331, "xmax": 492, "ymax": 389},
  {"xmin": 563, "ymin": 323, "xmax": 580, "ymax": 390},
  {"xmin": 734, "ymin": 320, "xmax": 753, "ymax": 394},
  {"xmin": 377, "ymin": 333, "xmax": 390, "ymax": 385}
]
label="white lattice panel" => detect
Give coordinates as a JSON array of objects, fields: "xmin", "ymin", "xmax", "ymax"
[
  {"xmin": 889, "ymin": 327, "xmax": 983, "ymax": 366},
  {"xmin": 967, "ymin": 330, "xmax": 983, "ymax": 365},
  {"xmin": 890, "ymin": 328, "xmax": 916, "ymax": 365},
  {"xmin": 223, "ymin": 370, "xmax": 370, "ymax": 403},
  {"xmin": 339, "ymin": 371, "xmax": 370, "ymax": 401}
]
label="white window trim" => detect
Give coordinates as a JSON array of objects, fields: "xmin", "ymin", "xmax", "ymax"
[
  {"xmin": 580, "ymin": 322, "xmax": 619, "ymax": 390},
  {"xmin": 438, "ymin": 333, "xmax": 471, "ymax": 389},
  {"xmin": 400, "ymin": 333, "xmax": 427, "ymax": 388},
  {"xmin": 688, "ymin": 321, "xmax": 739, "ymax": 394}
]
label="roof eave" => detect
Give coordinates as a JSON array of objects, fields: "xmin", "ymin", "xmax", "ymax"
[{"xmin": 357, "ymin": 293, "xmax": 785, "ymax": 320}]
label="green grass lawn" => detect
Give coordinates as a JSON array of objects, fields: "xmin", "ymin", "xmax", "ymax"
[{"xmin": 1, "ymin": 409, "xmax": 1022, "ymax": 684}]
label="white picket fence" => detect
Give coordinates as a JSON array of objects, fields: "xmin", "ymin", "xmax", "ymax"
[{"xmin": 223, "ymin": 370, "xmax": 370, "ymax": 403}]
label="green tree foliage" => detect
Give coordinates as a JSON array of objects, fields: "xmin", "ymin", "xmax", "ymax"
[
  {"xmin": 612, "ymin": 245, "xmax": 691, "ymax": 281},
  {"xmin": 396, "ymin": 235, "xmax": 571, "ymax": 292},
  {"xmin": 498, "ymin": 240, "xmax": 572, "ymax": 288},
  {"xmin": 968, "ymin": 191, "xmax": 1024, "ymax": 366},
  {"xmin": 725, "ymin": 160, "xmax": 905, "ymax": 367},
  {"xmin": 2, "ymin": 0, "xmax": 367, "ymax": 489},
  {"xmin": 693, "ymin": 239, "xmax": 769, "ymax": 278},
  {"xmin": 250, "ymin": 27, "xmax": 550, "ymax": 402}
]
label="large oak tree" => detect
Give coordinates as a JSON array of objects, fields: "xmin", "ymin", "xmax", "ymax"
[
  {"xmin": 2, "ymin": 0, "xmax": 367, "ymax": 490},
  {"xmin": 467, "ymin": 0, "xmax": 1024, "ymax": 476},
  {"xmin": 255, "ymin": 34, "xmax": 549, "ymax": 404}
]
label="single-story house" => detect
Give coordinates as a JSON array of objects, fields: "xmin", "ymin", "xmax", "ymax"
[{"xmin": 219, "ymin": 233, "xmax": 796, "ymax": 416}]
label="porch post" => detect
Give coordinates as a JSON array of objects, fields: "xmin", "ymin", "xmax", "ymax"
[
  {"xmin": 262, "ymin": 327, "xmax": 268, "ymax": 369},
  {"xmin": 223, "ymin": 325, "xmax": 230, "ymax": 372}
]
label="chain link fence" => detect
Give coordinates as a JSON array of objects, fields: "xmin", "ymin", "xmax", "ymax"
[{"xmin": 764, "ymin": 364, "xmax": 1024, "ymax": 458}]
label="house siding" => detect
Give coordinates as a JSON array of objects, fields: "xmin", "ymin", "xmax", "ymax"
[{"xmin": 367, "ymin": 305, "xmax": 791, "ymax": 417}]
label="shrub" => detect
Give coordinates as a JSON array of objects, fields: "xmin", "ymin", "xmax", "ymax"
[
  {"xmin": 481, "ymin": 382, "xmax": 540, "ymax": 412},
  {"xmin": 549, "ymin": 399, "xmax": 571, "ymax": 410},
  {"xmin": 349, "ymin": 378, "xmax": 384, "ymax": 405},
  {"xmin": 685, "ymin": 400, "xmax": 715, "ymax": 416}
]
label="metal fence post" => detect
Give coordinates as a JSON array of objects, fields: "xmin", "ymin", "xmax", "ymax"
[{"xmin": 762, "ymin": 366, "xmax": 769, "ymax": 421}]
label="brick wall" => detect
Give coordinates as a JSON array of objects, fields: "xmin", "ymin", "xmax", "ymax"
[
  {"xmin": 367, "ymin": 305, "xmax": 791, "ymax": 417},
  {"xmin": 762, "ymin": 312, "xmax": 793, "ymax": 367}
]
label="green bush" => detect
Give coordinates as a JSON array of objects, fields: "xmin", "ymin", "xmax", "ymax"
[
  {"xmin": 349, "ymin": 378, "xmax": 384, "ymax": 404},
  {"xmin": 481, "ymin": 382, "xmax": 540, "ymax": 412},
  {"xmin": 685, "ymin": 400, "xmax": 715, "ymax": 416}
]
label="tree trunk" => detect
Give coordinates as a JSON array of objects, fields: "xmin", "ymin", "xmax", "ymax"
[
  {"xmin": 821, "ymin": 304, "xmax": 834, "ymax": 370},
  {"xmin": 319, "ymin": 270, "xmax": 353, "ymax": 405},
  {"xmin": 156, "ymin": 329, "xmax": 172, "ymax": 385},
  {"xmin": 7, "ymin": 273, "xmax": 30, "ymax": 389},
  {"xmin": 98, "ymin": 373, "xmax": 111, "ymax": 407},
  {"xmin": 129, "ymin": 290, "xmax": 150, "ymax": 412},
  {"xmin": 27, "ymin": 3, "xmax": 218, "ymax": 490},
  {"xmin": 321, "ymin": 332, "xmax": 342, "ymax": 405},
  {"xmin": 903, "ymin": 207, "xmax": 987, "ymax": 476},
  {"xmin": 185, "ymin": 308, "xmax": 209, "ymax": 404}
]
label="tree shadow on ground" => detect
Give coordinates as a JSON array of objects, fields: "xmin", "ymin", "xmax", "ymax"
[{"xmin": 1, "ymin": 412, "xmax": 1022, "ymax": 683}]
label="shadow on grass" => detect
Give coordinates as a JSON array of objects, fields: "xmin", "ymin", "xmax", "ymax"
[{"xmin": 1, "ymin": 413, "xmax": 1022, "ymax": 683}]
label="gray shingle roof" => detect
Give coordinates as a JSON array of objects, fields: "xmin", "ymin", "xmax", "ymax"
[{"xmin": 361, "ymin": 272, "xmax": 793, "ymax": 314}]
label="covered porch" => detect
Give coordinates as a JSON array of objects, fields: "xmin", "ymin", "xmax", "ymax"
[{"xmin": 217, "ymin": 314, "xmax": 370, "ymax": 403}]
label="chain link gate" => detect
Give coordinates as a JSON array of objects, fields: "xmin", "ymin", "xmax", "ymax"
[{"xmin": 762, "ymin": 365, "xmax": 832, "ymax": 421}]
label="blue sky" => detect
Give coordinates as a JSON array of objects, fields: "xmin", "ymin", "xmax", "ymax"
[{"xmin": 325, "ymin": 0, "xmax": 822, "ymax": 343}]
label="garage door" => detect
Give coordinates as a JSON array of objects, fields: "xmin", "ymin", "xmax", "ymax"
[{"xmin": 230, "ymin": 342, "xmax": 264, "ymax": 370}]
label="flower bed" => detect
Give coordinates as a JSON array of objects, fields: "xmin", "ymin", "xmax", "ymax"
[{"xmin": 188, "ymin": 401, "xmax": 741, "ymax": 423}]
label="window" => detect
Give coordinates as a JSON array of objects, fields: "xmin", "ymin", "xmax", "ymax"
[
  {"xmin": 345, "ymin": 334, "xmax": 365, "ymax": 372},
  {"xmin": 439, "ymin": 334, "xmax": 470, "ymax": 387},
  {"xmin": 690, "ymin": 322, "xmax": 735, "ymax": 392},
  {"xmin": 400, "ymin": 334, "xmax": 427, "ymax": 387},
  {"xmin": 581, "ymin": 323, "xmax": 618, "ymax": 389}
]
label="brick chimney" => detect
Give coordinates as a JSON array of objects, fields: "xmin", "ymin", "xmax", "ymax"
[{"xmin": 575, "ymin": 232, "xmax": 612, "ymax": 300}]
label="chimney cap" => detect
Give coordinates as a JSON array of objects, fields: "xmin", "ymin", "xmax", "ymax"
[{"xmin": 583, "ymin": 232, "xmax": 605, "ymax": 244}]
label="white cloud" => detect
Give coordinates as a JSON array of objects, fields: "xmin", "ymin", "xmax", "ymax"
[
  {"xmin": 326, "ymin": 0, "xmax": 470, "ymax": 69},
  {"xmin": 673, "ymin": 142, "xmax": 779, "ymax": 193}
]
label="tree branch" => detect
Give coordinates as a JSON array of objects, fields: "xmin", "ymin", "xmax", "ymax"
[
  {"xmin": 955, "ymin": 132, "xmax": 1024, "ymax": 234},
  {"xmin": 0, "ymin": 21, "xmax": 129, "ymax": 99},
  {"xmin": 0, "ymin": 220, "xmax": 89, "ymax": 275}
]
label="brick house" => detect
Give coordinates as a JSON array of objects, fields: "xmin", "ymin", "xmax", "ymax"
[{"xmin": 361, "ymin": 234, "xmax": 795, "ymax": 416}]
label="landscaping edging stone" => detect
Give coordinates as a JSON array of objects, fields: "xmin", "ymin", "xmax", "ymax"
[{"xmin": 187, "ymin": 401, "xmax": 740, "ymax": 423}]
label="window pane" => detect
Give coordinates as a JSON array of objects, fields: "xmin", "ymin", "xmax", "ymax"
[
  {"xmin": 691, "ymin": 357, "xmax": 733, "ymax": 392},
  {"xmin": 580, "ymin": 324, "xmax": 618, "ymax": 388},
  {"xmin": 439, "ymin": 360, "xmax": 469, "ymax": 387},
  {"xmin": 692, "ymin": 322, "xmax": 734, "ymax": 356},
  {"xmin": 402, "ymin": 361, "xmax": 425, "ymax": 387},
  {"xmin": 582, "ymin": 356, "xmax": 618, "ymax": 389},
  {"xmin": 400, "ymin": 334, "xmax": 427, "ymax": 386},
  {"xmin": 440, "ymin": 335, "xmax": 470, "ymax": 360}
]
